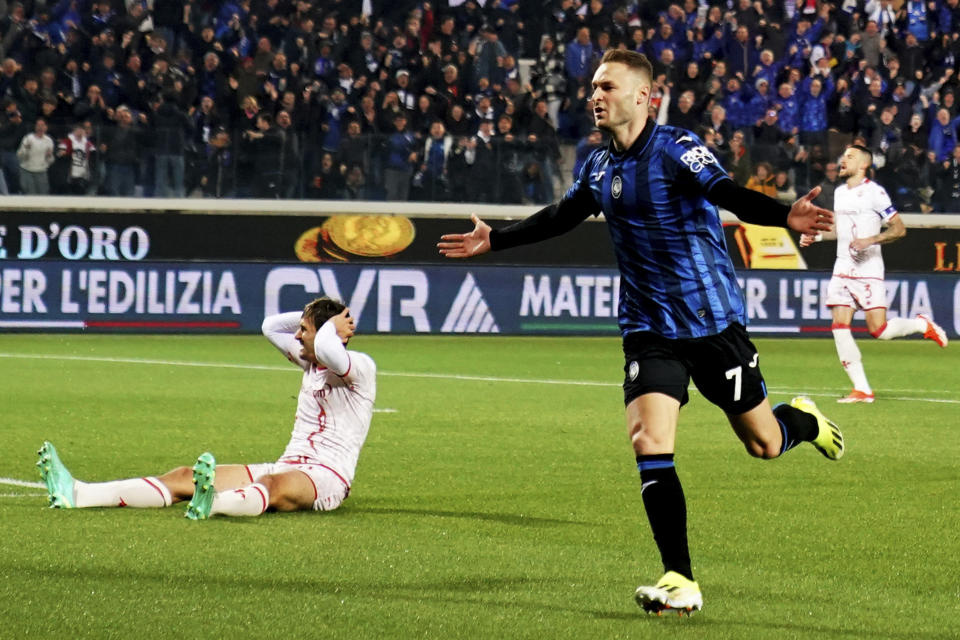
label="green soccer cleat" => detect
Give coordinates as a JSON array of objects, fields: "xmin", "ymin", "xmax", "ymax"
[
  {"xmin": 185, "ymin": 452, "xmax": 217, "ymax": 521},
  {"xmin": 790, "ymin": 395, "xmax": 845, "ymax": 460},
  {"xmin": 635, "ymin": 571, "xmax": 702, "ymax": 616},
  {"xmin": 36, "ymin": 441, "xmax": 76, "ymax": 508}
]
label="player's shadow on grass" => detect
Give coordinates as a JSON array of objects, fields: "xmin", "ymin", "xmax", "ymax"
[{"xmin": 354, "ymin": 504, "xmax": 595, "ymax": 527}]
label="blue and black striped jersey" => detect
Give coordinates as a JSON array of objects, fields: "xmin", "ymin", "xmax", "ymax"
[{"xmin": 566, "ymin": 122, "xmax": 746, "ymax": 339}]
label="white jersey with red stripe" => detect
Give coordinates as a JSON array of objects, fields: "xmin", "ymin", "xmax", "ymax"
[
  {"xmin": 832, "ymin": 178, "xmax": 897, "ymax": 280},
  {"xmin": 261, "ymin": 312, "xmax": 376, "ymax": 487}
]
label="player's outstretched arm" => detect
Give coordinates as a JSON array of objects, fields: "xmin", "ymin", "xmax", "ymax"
[
  {"xmin": 707, "ymin": 179, "xmax": 833, "ymax": 234},
  {"xmin": 438, "ymin": 194, "xmax": 594, "ymax": 258},
  {"xmin": 437, "ymin": 214, "xmax": 492, "ymax": 258},
  {"xmin": 787, "ymin": 186, "xmax": 834, "ymax": 235}
]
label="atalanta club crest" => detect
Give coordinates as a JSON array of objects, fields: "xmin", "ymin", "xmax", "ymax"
[{"xmin": 612, "ymin": 175, "xmax": 622, "ymax": 199}]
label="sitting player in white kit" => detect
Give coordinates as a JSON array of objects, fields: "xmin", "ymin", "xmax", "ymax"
[
  {"xmin": 37, "ymin": 297, "xmax": 376, "ymax": 519},
  {"xmin": 800, "ymin": 145, "xmax": 947, "ymax": 403}
]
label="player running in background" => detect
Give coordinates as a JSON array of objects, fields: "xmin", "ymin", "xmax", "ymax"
[
  {"xmin": 800, "ymin": 145, "xmax": 948, "ymax": 404},
  {"xmin": 439, "ymin": 50, "xmax": 843, "ymax": 616},
  {"xmin": 37, "ymin": 297, "xmax": 375, "ymax": 519}
]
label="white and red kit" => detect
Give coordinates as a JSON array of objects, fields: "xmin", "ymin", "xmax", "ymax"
[
  {"xmin": 826, "ymin": 178, "xmax": 898, "ymax": 310},
  {"xmin": 59, "ymin": 132, "xmax": 96, "ymax": 181},
  {"xmin": 258, "ymin": 311, "xmax": 376, "ymax": 510}
]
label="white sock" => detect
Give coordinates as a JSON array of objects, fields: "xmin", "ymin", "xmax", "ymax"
[
  {"xmin": 74, "ymin": 476, "xmax": 172, "ymax": 508},
  {"xmin": 210, "ymin": 482, "xmax": 269, "ymax": 517},
  {"xmin": 873, "ymin": 317, "xmax": 925, "ymax": 340},
  {"xmin": 833, "ymin": 327, "xmax": 872, "ymax": 393}
]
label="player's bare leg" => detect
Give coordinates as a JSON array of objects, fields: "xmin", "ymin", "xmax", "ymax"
[
  {"xmin": 729, "ymin": 397, "xmax": 843, "ymax": 461},
  {"xmin": 728, "ymin": 398, "xmax": 783, "ymax": 459},
  {"xmin": 186, "ymin": 463, "xmax": 317, "ymax": 520},
  {"xmin": 159, "ymin": 462, "xmax": 254, "ymax": 502},
  {"xmin": 628, "ymin": 394, "xmax": 702, "ymax": 614},
  {"xmin": 256, "ymin": 470, "xmax": 318, "ymax": 511},
  {"xmin": 184, "ymin": 458, "xmax": 283, "ymax": 520}
]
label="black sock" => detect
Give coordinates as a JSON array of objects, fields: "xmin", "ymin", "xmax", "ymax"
[
  {"xmin": 772, "ymin": 403, "xmax": 818, "ymax": 454},
  {"xmin": 636, "ymin": 454, "xmax": 693, "ymax": 581}
]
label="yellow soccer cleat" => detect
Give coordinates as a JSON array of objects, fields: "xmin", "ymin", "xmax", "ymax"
[
  {"xmin": 791, "ymin": 395, "xmax": 844, "ymax": 460},
  {"xmin": 634, "ymin": 571, "xmax": 702, "ymax": 615}
]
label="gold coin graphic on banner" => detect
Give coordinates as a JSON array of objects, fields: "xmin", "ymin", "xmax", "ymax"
[
  {"xmin": 295, "ymin": 216, "xmax": 416, "ymax": 262},
  {"xmin": 325, "ymin": 215, "xmax": 416, "ymax": 256}
]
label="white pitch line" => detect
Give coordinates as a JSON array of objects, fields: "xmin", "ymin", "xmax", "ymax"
[
  {"xmin": 0, "ymin": 478, "xmax": 45, "ymax": 489},
  {"xmin": 0, "ymin": 493, "xmax": 46, "ymax": 498},
  {"xmin": 0, "ymin": 352, "xmax": 956, "ymax": 403}
]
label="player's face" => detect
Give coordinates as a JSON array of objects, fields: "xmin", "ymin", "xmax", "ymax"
[
  {"xmin": 295, "ymin": 315, "xmax": 319, "ymax": 364},
  {"xmin": 838, "ymin": 149, "xmax": 864, "ymax": 178},
  {"xmin": 590, "ymin": 62, "xmax": 647, "ymax": 132}
]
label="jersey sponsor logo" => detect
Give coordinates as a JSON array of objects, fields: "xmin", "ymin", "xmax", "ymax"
[
  {"xmin": 628, "ymin": 360, "xmax": 639, "ymax": 381},
  {"xmin": 679, "ymin": 145, "xmax": 717, "ymax": 174},
  {"xmin": 611, "ymin": 175, "xmax": 622, "ymax": 199},
  {"xmin": 441, "ymin": 273, "xmax": 500, "ymax": 333}
]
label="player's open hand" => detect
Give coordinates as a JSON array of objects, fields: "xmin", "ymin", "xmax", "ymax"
[
  {"xmin": 787, "ymin": 186, "xmax": 834, "ymax": 235},
  {"xmin": 437, "ymin": 214, "xmax": 492, "ymax": 258}
]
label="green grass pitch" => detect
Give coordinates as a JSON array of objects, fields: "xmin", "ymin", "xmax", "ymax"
[{"xmin": 0, "ymin": 333, "xmax": 957, "ymax": 639}]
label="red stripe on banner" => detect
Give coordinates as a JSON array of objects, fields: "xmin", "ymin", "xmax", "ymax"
[
  {"xmin": 85, "ymin": 321, "xmax": 241, "ymax": 329},
  {"xmin": 801, "ymin": 326, "xmax": 870, "ymax": 333}
]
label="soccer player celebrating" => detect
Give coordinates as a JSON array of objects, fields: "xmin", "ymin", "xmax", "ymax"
[
  {"xmin": 799, "ymin": 145, "xmax": 948, "ymax": 403},
  {"xmin": 37, "ymin": 297, "xmax": 375, "ymax": 519},
  {"xmin": 438, "ymin": 50, "xmax": 843, "ymax": 615}
]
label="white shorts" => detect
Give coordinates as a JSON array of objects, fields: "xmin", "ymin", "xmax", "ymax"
[
  {"xmin": 826, "ymin": 274, "xmax": 886, "ymax": 311},
  {"xmin": 245, "ymin": 460, "xmax": 351, "ymax": 511}
]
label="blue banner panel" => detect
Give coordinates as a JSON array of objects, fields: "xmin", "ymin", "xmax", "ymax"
[{"xmin": 0, "ymin": 262, "xmax": 957, "ymax": 338}]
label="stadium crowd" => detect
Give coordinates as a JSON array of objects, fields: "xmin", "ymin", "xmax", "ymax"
[{"xmin": 3, "ymin": 0, "xmax": 960, "ymax": 211}]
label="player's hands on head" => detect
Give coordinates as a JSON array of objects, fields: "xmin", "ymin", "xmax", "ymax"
[
  {"xmin": 437, "ymin": 213, "xmax": 492, "ymax": 258},
  {"xmin": 331, "ymin": 307, "xmax": 355, "ymax": 344},
  {"xmin": 787, "ymin": 186, "xmax": 834, "ymax": 235}
]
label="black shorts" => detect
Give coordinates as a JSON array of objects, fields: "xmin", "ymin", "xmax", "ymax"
[{"xmin": 621, "ymin": 323, "xmax": 767, "ymax": 415}]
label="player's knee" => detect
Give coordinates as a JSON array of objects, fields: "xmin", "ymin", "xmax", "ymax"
[
  {"xmin": 256, "ymin": 474, "xmax": 300, "ymax": 512},
  {"xmin": 628, "ymin": 420, "xmax": 668, "ymax": 454},
  {"xmin": 869, "ymin": 324, "xmax": 888, "ymax": 339},
  {"xmin": 158, "ymin": 466, "xmax": 195, "ymax": 500},
  {"xmin": 744, "ymin": 438, "xmax": 780, "ymax": 459}
]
